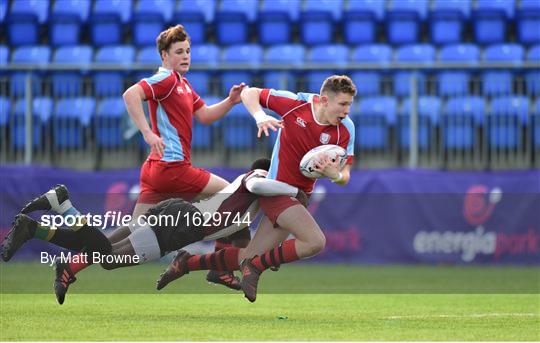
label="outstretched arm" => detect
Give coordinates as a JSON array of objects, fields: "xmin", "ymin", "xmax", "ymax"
[
  {"xmin": 194, "ymin": 83, "xmax": 247, "ymax": 124},
  {"xmin": 241, "ymin": 87, "xmax": 283, "ymax": 138},
  {"xmin": 245, "ymin": 176, "xmax": 298, "ymax": 197}
]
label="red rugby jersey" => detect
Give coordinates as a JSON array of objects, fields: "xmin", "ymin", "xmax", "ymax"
[
  {"xmin": 138, "ymin": 67, "xmax": 205, "ymax": 163},
  {"xmin": 260, "ymin": 89, "xmax": 355, "ymax": 193}
]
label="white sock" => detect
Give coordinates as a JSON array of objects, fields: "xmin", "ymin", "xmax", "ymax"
[
  {"xmin": 128, "ymin": 226, "xmax": 162, "ymax": 264},
  {"xmin": 45, "ymin": 190, "xmax": 79, "ymax": 217}
]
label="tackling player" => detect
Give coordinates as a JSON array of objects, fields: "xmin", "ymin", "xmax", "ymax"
[{"xmin": 157, "ymin": 75, "xmax": 357, "ymax": 302}]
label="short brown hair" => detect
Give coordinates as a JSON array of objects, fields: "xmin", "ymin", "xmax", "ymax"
[
  {"xmin": 320, "ymin": 75, "xmax": 357, "ymax": 96},
  {"xmin": 156, "ymin": 25, "xmax": 190, "ymax": 59}
]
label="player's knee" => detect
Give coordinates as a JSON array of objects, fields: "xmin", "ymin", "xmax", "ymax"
[
  {"xmin": 314, "ymin": 234, "xmax": 326, "ymax": 253},
  {"xmin": 306, "ymin": 233, "xmax": 326, "ymax": 256}
]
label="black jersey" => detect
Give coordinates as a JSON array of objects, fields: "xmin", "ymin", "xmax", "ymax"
[{"xmin": 197, "ymin": 169, "xmax": 266, "ymax": 240}]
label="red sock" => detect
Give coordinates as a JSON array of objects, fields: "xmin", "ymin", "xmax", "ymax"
[
  {"xmin": 250, "ymin": 239, "xmax": 299, "ymax": 272},
  {"xmin": 187, "ymin": 247, "xmax": 240, "ymax": 272},
  {"xmin": 69, "ymin": 253, "xmax": 91, "ymax": 275}
]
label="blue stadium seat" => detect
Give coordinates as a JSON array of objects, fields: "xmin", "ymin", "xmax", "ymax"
[
  {"xmin": 300, "ymin": 0, "xmax": 343, "ymax": 46},
  {"xmin": 306, "ymin": 44, "xmax": 349, "ymax": 93},
  {"xmin": 138, "ymin": 0, "xmax": 173, "ymax": 22},
  {"xmin": 94, "ymin": 45, "xmax": 135, "ymax": 97},
  {"xmin": 266, "ymin": 123, "xmax": 280, "ymax": 149},
  {"xmin": 192, "ymin": 96, "xmax": 220, "ymax": 149},
  {"xmin": 49, "ymin": 0, "xmax": 90, "ymax": 46},
  {"xmin": 0, "ymin": 0, "xmax": 7, "ymax": 24},
  {"xmin": 54, "ymin": 97, "xmax": 95, "ymax": 148},
  {"xmin": 12, "ymin": 97, "xmax": 53, "ymax": 149},
  {"xmin": 0, "ymin": 96, "xmax": 10, "ymax": 149},
  {"xmin": 488, "ymin": 96, "xmax": 529, "ymax": 149},
  {"xmin": 10, "ymin": 98, "xmax": 33, "ymax": 149},
  {"xmin": 132, "ymin": 0, "xmax": 172, "ymax": 47},
  {"xmin": 221, "ymin": 44, "xmax": 262, "ymax": 95},
  {"xmin": 185, "ymin": 73, "xmax": 212, "ymax": 96},
  {"xmin": 11, "ymin": 46, "xmax": 51, "ymax": 97},
  {"xmin": 517, "ymin": 0, "xmax": 540, "ymax": 45},
  {"xmin": 258, "ymin": 0, "xmax": 300, "ymax": 45},
  {"xmin": 534, "ymin": 100, "xmax": 540, "ymax": 149},
  {"xmin": 526, "ymin": 45, "xmax": 540, "ymax": 96},
  {"xmin": 0, "ymin": 97, "xmax": 9, "ymax": 129},
  {"xmin": 398, "ymin": 96, "xmax": 441, "ymax": 149},
  {"xmin": 215, "ymin": 0, "xmax": 258, "ymax": 45},
  {"xmin": 188, "ymin": 44, "xmax": 220, "ymax": 96},
  {"xmin": 263, "ymin": 44, "xmax": 305, "ymax": 92},
  {"xmin": 52, "ymin": 46, "xmax": 93, "ymax": 97},
  {"xmin": 0, "ymin": 2, "xmax": 5, "ymax": 42},
  {"xmin": 191, "ymin": 44, "xmax": 221, "ymax": 64},
  {"xmin": 135, "ymin": 46, "xmax": 162, "ymax": 81},
  {"xmin": 173, "ymin": 13, "xmax": 205, "ymax": 45},
  {"xmin": 11, "ymin": 46, "xmax": 51, "ymax": 64},
  {"xmin": 222, "ymin": 104, "xmax": 254, "ymax": 149},
  {"xmin": 0, "ymin": 45, "xmax": 6, "ymax": 62},
  {"xmin": 438, "ymin": 44, "xmax": 479, "ymax": 96},
  {"xmin": 387, "ymin": 0, "xmax": 428, "ymax": 45},
  {"xmin": 178, "ymin": 0, "xmax": 215, "ymax": 23},
  {"xmin": 473, "ymin": 0, "xmax": 514, "ymax": 44},
  {"xmin": 95, "ymin": 97, "xmax": 125, "ymax": 148},
  {"xmin": 394, "ymin": 44, "xmax": 435, "ymax": 97},
  {"xmin": 137, "ymin": 46, "xmax": 162, "ymax": 65},
  {"xmin": 91, "ymin": 0, "xmax": 132, "ymax": 46},
  {"xmin": 482, "ymin": 44, "xmax": 524, "ymax": 96},
  {"xmin": 174, "ymin": 0, "xmax": 216, "ymax": 44},
  {"xmin": 430, "ymin": 0, "xmax": 470, "ymax": 45},
  {"xmin": 13, "ymin": 99, "xmax": 35, "ymax": 149},
  {"xmin": 343, "ymin": 0, "xmax": 385, "ymax": 45},
  {"xmin": 442, "ymin": 96, "xmax": 485, "ymax": 149},
  {"xmin": 31, "ymin": 97, "xmax": 53, "ymax": 124},
  {"xmin": 353, "ymin": 96, "xmax": 397, "ymax": 149},
  {"xmin": 350, "ymin": 44, "xmax": 392, "ymax": 96},
  {"xmin": 192, "ymin": 119, "xmax": 214, "ymax": 149},
  {"xmin": 0, "ymin": 45, "xmax": 8, "ymax": 76},
  {"xmin": 8, "ymin": 0, "xmax": 49, "ymax": 46}
]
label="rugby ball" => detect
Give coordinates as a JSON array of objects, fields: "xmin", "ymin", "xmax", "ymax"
[{"xmin": 299, "ymin": 144, "xmax": 347, "ymax": 179}]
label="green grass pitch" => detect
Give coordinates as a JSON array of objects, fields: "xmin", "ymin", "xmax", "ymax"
[{"xmin": 1, "ymin": 262, "xmax": 539, "ymax": 341}]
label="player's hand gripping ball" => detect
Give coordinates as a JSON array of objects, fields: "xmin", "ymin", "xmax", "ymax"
[{"xmin": 299, "ymin": 144, "xmax": 347, "ymax": 179}]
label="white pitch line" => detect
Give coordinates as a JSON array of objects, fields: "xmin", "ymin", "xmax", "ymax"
[{"xmin": 385, "ymin": 313, "xmax": 539, "ymax": 320}]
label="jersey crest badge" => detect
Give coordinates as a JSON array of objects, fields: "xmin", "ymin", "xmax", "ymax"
[{"xmin": 319, "ymin": 132, "xmax": 330, "ymax": 144}]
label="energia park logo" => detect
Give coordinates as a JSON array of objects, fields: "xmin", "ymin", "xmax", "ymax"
[{"xmin": 413, "ymin": 185, "xmax": 539, "ymax": 262}]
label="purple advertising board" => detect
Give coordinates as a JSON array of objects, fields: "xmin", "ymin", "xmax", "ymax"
[{"xmin": 0, "ymin": 165, "xmax": 538, "ymax": 265}]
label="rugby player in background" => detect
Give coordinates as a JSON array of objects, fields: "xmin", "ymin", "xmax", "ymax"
[
  {"xmin": 114, "ymin": 24, "xmax": 250, "ymax": 289},
  {"xmin": 157, "ymin": 76, "xmax": 356, "ymax": 302}
]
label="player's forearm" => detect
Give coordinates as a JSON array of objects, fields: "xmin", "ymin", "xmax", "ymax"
[
  {"xmin": 123, "ymin": 85, "xmax": 152, "ymax": 135},
  {"xmin": 241, "ymin": 87, "xmax": 278, "ymax": 126},
  {"xmin": 246, "ymin": 178, "xmax": 298, "ymax": 197},
  {"xmin": 195, "ymin": 98, "xmax": 235, "ymax": 125},
  {"xmin": 240, "ymin": 87, "xmax": 263, "ymax": 116}
]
